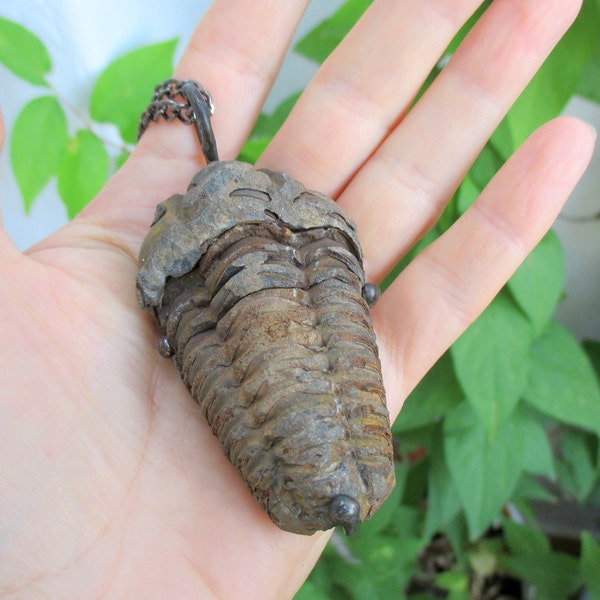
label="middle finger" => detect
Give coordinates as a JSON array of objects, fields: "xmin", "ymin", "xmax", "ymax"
[{"xmin": 259, "ymin": 0, "xmax": 482, "ymax": 196}]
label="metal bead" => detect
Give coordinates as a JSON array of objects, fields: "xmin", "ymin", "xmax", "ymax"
[
  {"xmin": 157, "ymin": 336, "xmax": 173, "ymax": 358},
  {"xmin": 362, "ymin": 282, "xmax": 380, "ymax": 307}
]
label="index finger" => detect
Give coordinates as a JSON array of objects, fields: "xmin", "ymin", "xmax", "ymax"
[{"xmin": 55, "ymin": 1, "xmax": 309, "ymax": 262}]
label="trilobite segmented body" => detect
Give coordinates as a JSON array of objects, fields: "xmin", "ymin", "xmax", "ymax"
[{"xmin": 136, "ymin": 160, "xmax": 395, "ymax": 535}]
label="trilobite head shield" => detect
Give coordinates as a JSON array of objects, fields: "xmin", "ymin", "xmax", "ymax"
[
  {"xmin": 136, "ymin": 81, "xmax": 395, "ymax": 536},
  {"xmin": 137, "ymin": 161, "xmax": 362, "ymax": 309}
]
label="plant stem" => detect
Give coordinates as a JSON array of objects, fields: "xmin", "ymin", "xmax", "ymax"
[{"xmin": 48, "ymin": 82, "xmax": 134, "ymax": 154}]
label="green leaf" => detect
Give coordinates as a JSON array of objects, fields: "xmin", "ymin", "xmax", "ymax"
[
  {"xmin": 499, "ymin": 551, "xmax": 581, "ymax": 600},
  {"xmin": 577, "ymin": 39, "xmax": 600, "ymax": 104},
  {"xmin": 581, "ymin": 531, "xmax": 600, "ymax": 599},
  {"xmin": 293, "ymin": 580, "xmax": 330, "ymax": 600},
  {"xmin": 508, "ymin": 231, "xmax": 565, "ymax": 336},
  {"xmin": 349, "ymin": 535, "xmax": 422, "ymax": 586},
  {"xmin": 0, "ymin": 17, "xmax": 51, "ymax": 86},
  {"xmin": 436, "ymin": 571, "xmax": 470, "ymax": 600},
  {"xmin": 519, "ymin": 406, "xmax": 555, "ymax": 480},
  {"xmin": 321, "ymin": 528, "xmax": 421, "ymax": 599},
  {"xmin": 237, "ymin": 136, "xmax": 270, "ymax": 165},
  {"xmin": 444, "ymin": 402, "xmax": 528, "ymax": 538},
  {"xmin": 437, "ymin": 190, "xmax": 459, "ymax": 233},
  {"xmin": 498, "ymin": 0, "xmax": 598, "ymax": 155},
  {"xmin": 299, "ymin": 547, "xmax": 336, "ymax": 598},
  {"xmin": 444, "ymin": 513, "xmax": 470, "ymax": 565},
  {"xmin": 489, "ymin": 119, "xmax": 515, "ymax": 161},
  {"xmin": 467, "ymin": 141, "xmax": 505, "ymax": 194},
  {"xmin": 502, "ymin": 518, "xmax": 550, "ymax": 556},
  {"xmin": 238, "ymin": 92, "xmax": 302, "ymax": 164},
  {"xmin": 511, "ymin": 474, "xmax": 558, "ymax": 517},
  {"xmin": 252, "ymin": 92, "xmax": 301, "ymax": 139},
  {"xmin": 10, "ymin": 96, "xmax": 68, "ymax": 211},
  {"xmin": 424, "ymin": 426, "xmax": 462, "ymax": 538},
  {"xmin": 116, "ymin": 151, "xmax": 130, "ymax": 170},
  {"xmin": 400, "ymin": 449, "xmax": 430, "ymax": 508},
  {"xmin": 468, "ymin": 539, "xmax": 502, "ymax": 578},
  {"xmin": 394, "ymin": 353, "xmax": 463, "ymax": 433},
  {"xmin": 455, "ymin": 173, "xmax": 480, "ymax": 216},
  {"xmin": 556, "ymin": 428, "xmax": 598, "ymax": 502},
  {"xmin": 383, "ymin": 504, "xmax": 421, "ymax": 541},
  {"xmin": 583, "ymin": 339, "xmax": 600, "ymax": 381},
  {"xmin": 523, "ymin": 321, "xmax": 600, "ymax": 436},
  {"xmin": 450, "ymin": 292, "xmax": 533, "ymax": 433},
  {"xmin": 294, "ymin": 0, "xmax": 372, "ymax": 64},
  {"xmin": 395, "ymin": 426, "xmax": 433, "ymax": 461},
  {"xmin": 57, "ymin": 130, "xmax": 109, "ymax": 219},
  {"xmin": 90, "ymin": 38, "xmax": 178, "ymax": 144}
]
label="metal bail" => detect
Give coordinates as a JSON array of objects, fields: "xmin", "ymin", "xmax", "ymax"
[{"xmin": 180, "ymin": 81, "xmax": 219, "ymax": 163}]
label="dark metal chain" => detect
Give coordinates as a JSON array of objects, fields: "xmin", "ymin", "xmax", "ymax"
[{"xmin": 137, "ymin": 78, "xmax": 215, "ymax": 140}]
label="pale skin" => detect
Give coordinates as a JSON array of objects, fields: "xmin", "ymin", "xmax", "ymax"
[{"xmin": 0, "ymin": 0, "xmax": 595, "ymax": 597}]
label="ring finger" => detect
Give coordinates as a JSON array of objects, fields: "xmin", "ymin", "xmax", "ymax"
[{"xmin": 337, "ymin": 0, "xmax": 583, "ymax": 281}]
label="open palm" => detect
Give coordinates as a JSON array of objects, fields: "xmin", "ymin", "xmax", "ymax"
[{"xmin": 0, "ymin": 1, "xmax": 595, "ymax": 598}]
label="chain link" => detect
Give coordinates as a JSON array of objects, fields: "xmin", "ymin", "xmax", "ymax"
[{"xmin": 137, "ymin": 78, "xmax": 215, "ymax": 140}]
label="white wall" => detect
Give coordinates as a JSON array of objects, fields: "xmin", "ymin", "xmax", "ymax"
[
  {"xmin": 555, "ymin": 97, "xmax": 600, "ymax": 340},
  {"xmin": 1, "ymin": 0, "xmax": 599, "ymax": 340}
]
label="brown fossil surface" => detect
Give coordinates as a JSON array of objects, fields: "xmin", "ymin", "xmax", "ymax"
[{"xmin": 137, "ymin": 160, "xmax": 395, "ymax": 535}]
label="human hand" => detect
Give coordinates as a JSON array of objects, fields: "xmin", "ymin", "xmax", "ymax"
[{"xmin": 0, "ymin": 1, "xmax": 595, "ymax": 598}]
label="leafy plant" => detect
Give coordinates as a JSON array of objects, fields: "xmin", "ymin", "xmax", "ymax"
[
  {"xmin": 2, "ymin": 2, "xmax": 600, "ymax": 598},
  {"xmin": 0, "ymin": 16, "xmax": 178, "ymax": 217}
]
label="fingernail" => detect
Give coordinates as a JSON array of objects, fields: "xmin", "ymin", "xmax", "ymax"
[{"xmin": 584, "ymin": 121, "xmax": 597, "ymax": 140}]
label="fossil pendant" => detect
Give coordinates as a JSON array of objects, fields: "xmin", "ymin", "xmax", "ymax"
[{"xmin": 136, "ymin": 81, "xmax": 395, "ymax": 535}]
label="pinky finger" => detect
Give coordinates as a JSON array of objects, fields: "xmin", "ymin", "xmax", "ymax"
[{"xmin": 375, "ymin": 116, "xmax": 596, "ymax": 417}]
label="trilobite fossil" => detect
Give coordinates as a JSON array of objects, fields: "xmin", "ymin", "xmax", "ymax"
[{"xmin": 136, "ymin": 160, "xmax": 395, "ymax": 535}]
